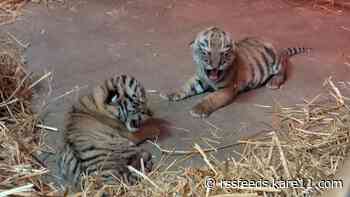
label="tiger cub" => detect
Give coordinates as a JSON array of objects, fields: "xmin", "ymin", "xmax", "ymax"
[
  {"xmin": 161, "ymin": 27, "xmax": 310, "ymax": 118},
  {"xmin": 57, "ymin": 75, "xmax": 156, "ymax": 191}
]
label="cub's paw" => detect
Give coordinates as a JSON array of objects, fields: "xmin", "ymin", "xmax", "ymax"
[
  {"xmin": 266, "ymin": 75, "xmax": 285, "ymax": 90},
  {"xmin": 190, "ymin": 104, "xmax": 211, "ymax": 118},
  {"xmin": 130, "ymin": 151, "xmax": 153, "ymax": 173},
  {"xmin": 143, "ymin": 108, "xmax": 153, "ymax": 117},
  {"xmin": 126, "ymin": 151, "xmax": 153, "ymax": 184},
  {"xmin": 159, "ymin": 92, "xmax": 185, "ymax": 102},
  {"xmin": 122, "ymin": 170, "xmax": 139, "ymax": 185}
]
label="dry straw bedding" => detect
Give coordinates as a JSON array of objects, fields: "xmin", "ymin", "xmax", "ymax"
[
  {"xmin": 0, "ymin": 0, "xmax": 27, "ymax": 26},
  {"xmin": 0, "ymin": 32, "xmax": 59, "ymax": 196}
]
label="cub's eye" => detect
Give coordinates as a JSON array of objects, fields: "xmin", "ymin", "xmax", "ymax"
[
  {"xmin": 199, "ymin": 42, "xmax": 207, "ymax": 48},
  {"xmin": 222, "ymin": 51, "xmax": 231, "ymax": 59},
  {"xmin": 202, "ymin": 57, "xmax": 210, "ymax": 64},
  {"xmin": 221, "ymin": 59, "xmax": 226, "ymax": 65},
  {"xmin": 225, "ymin": 44, "xmax": 232, "ymax": 49},
  {"xmin": 128, "ymin": 105, "xmax": 138, "ymax": 112}
]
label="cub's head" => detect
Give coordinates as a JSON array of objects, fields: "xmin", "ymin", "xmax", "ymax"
[
  {"xmin": 104, "ymin": 75, "xmax": 152, "ymax": 132},
  {"xmin": 192, "ymin": 27, "xmax": 235, "ymax": 82}
]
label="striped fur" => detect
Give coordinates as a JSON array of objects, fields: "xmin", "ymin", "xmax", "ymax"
[
  {"xmin": 162, "ymin": 27, "xmax": 310, "ymax": 118},
  {"xmin": 57, "ymin": 75, "xmax": 154, "ymax": 192}
]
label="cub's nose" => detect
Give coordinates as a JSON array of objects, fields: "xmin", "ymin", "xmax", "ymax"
[{"xmin": 142, "ymin": 108, "xmax": 153, "ymax": 117}]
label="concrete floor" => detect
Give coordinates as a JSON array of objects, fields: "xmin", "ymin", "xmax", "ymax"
[{"xmin": 2, "ymin": 0, "xmax": 350, "ymax": 184}]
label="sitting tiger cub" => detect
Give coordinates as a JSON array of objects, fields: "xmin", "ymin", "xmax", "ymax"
[
  {"xmin": 161, "ymin": 27, "xmax": 310, "ymax": 118},
  {"xmin": 57, "ymin": 75, "xmax": 158, "ymax": 191}
]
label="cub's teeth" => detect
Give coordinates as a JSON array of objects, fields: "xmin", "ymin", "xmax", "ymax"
[
  {"xmin": 146, "ymin": 89, "xmax": 158, "ymax": 93},
  {"xmin": 159, "ymin": 93, "xmax": 169, "ymax": 100},
  {"xmin": 189, "ymin": 110, "xmax": 201, "ymax": 118}
]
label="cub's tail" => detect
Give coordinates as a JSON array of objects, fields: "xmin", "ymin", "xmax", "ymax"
[{"xmin": 280, "ymin": 47, "xmax": 312, "ymax": 58}]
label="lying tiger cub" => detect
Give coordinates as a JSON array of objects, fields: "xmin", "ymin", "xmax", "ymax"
[
  {"xmin": 57, "ymin": 74, "xmax": 159, "ymax": 192},
  {"xmin": 162, "ymin": 27, "xmax": 310, "ymax": 118}
]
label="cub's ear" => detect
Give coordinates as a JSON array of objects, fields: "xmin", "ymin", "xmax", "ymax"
[
  {"xmin": 92, "ymin": 86, "xmax": 108, "ymax": 111},
  {"xmin": 105, "ymin": 76, "xmax": 124, "ymax": 104}
]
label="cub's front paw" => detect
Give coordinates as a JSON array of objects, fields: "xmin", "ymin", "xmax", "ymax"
[
  {"xmin": 143, "ymin": 108, "xmax": 153, "ymax": 117},
  {"xmin": 190, "ymin": 104, "xmax": 211, "ymax": 118},
  {"xmin": 130, "ymin": 151, "xmax": 153, "ymax": 173},
  {"xmin": 159, "ymin": 92, "xmax": 185, "ymax": 102},
  {"xmin": 125, "ymin": 151, "xmax": 153, "ymax": 185},
  {"xmin": 266, "ymin": 74, "xmax": 285, "ymax": 90}
]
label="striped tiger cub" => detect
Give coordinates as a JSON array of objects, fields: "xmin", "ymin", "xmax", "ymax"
[
  {"xmin": 161, "ymin": 27, "xmax": 310, "ymax": 118},
  {"xmin": 57, "ymin": 75, "xmax": 156, "ymax": 191}
]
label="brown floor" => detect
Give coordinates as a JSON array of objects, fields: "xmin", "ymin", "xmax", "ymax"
[{"xmin": 2, "ymin": 0, "xmax": 350, "ymax": 185}]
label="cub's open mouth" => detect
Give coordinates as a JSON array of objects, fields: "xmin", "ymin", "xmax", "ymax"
[{"xmin": 205, "ymin": 68, "xmax": 223, "ymax": 81}]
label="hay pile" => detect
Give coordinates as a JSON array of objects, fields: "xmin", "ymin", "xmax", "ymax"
[
  {"xmin": 288, "ymin": 0, "xmax": 350, "ymax": 13},
  {"xmin": 0, "ymin": 0, "xmax": 27, "ymax": 26},
  {"xmin": 0, "ymin": 0, "xmax": 66, "ymax": 26},
  {"xmin": 0, "ymin": 32, "xmax": 57, "ymax": 196}
]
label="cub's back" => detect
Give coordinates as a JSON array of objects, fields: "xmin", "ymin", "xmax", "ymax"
[
  {"xmin": 57, "ymin": 75, "xmax": 154, "ymax": 192},
  {"xmin": 235, "ymin": 37, "xmax": 279, "ymax": 89}
]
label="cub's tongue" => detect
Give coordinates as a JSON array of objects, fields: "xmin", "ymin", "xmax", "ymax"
[{"xmin": 209, "ymin": 69, "xmax": 219, "ymax": 81}]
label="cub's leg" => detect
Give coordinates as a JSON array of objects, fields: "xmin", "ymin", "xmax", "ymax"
[
  {"xmin": 161, "ymin": 75, "xmax": 208, "ymax": 101},
  {"xmin": 190, "ymin": 86, "xmax": 238, "ymax": 118},
  {"xmin": 121, "ymin": 148, "xmax": 153, "ymax": 185},
  {"xmin": 121, "ymin": 123, "xmax": 161, "ymax": 145},
  {"xmin": 103, "ymin": 146, "xmax": 153, "ymax": 185},
  {"xmin": 93, "ymin": 109, "xmax": 160, "ymax": 145},
  {"xmin": 266, "ymin": 58, "xmax": 288, "ymax": 89}
]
